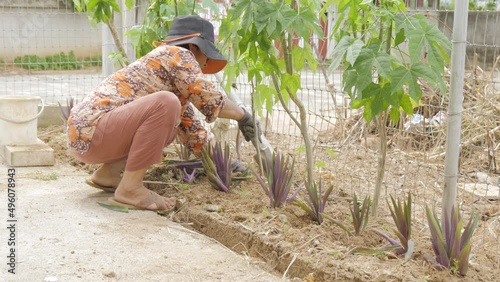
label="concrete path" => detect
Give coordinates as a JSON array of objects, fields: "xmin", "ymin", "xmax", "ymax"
[{"xmin": 0, "ymin": 160, "xmax": 284, "ymax": 282}]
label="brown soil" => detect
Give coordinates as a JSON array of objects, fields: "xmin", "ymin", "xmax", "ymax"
[{"xmin": 41, "ymin": 126, "xmax": 500, "ymax": 282}]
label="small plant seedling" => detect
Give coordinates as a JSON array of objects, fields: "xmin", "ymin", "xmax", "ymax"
[
  {"xmin": 293, "ymin": 180, "xmax": 333, "ymax": 224},
  {"xmin": 349, "ymin": 193, "xmax": 371, "ymax": 235},
  {"xmin": 374, "ymin": 192, "xmax": 414, "ymax": 261},
  {"xmin": 252, "ymin": 152, "xmax": 302, "ymax": 208},
  {"xmin": 201, "ymin": 141, "xmax": 251, "ymax": 192},
  {"xmin": 425, "ymin": 205, "xmax": 479, "ymax": 276}
]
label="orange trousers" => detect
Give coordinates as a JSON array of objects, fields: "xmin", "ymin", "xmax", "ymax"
[{"xmin": 71, "ymin": 91, "xmax": 181, "ymax": 171}]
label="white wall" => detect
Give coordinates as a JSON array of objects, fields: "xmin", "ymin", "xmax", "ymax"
[{"xmin": 0, "ymin": 7, "xmax": 101, "ymax": 62}]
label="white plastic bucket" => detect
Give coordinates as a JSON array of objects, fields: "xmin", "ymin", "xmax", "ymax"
[{"xmin": 0, "ymin": 96, "xmax": 45, "ymax": 147}]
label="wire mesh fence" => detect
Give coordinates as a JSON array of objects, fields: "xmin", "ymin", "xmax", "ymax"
[
  {"xmin": 0, "ymin": 0, "xmax": 103, "ymax": 104},
  {"xmin": 0, "ymin": 0, "xmax": 498, "ymax": 270}
]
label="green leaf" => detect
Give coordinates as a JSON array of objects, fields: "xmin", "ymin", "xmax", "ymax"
[
  {"xmin": 399, "ymin": 93, "xmax": 413, "ymax": 115},
  {"xmin": 346, "ymin": 39, "xmax": 365, "ymax": 66},
  {"xmin": 342, "ymin": 69, "xmax": 361, "ymax": 97},
  {"xmin": 254, "ymin": 84, "xmax": 276, "ymax": 115},
  {"xmin": 357, "ymin": 83, "xmax": 391, "ymax": 120},
  {"xmin": 458, "ymin": 241, "xmax": 472, "ymax": 275},
  {"xmin": 125, "ymin": 0, "xmax": 134, "ymax": 10},
  {"xmin": 390, "ymin": 66, "xmax": 423, "ymax": 102},
  {"xmin": 281, "ymin": 73, "xmax": 301, "ymax": 98},
  {"xmin": 293, "ymin": 5, "xmax": 323, "ymax": 38},
  {"xmin": 394, "ymin": 28, "xmax": 405, "ymax": 47},
  {"xmin": 303, "ymin": 44, "xmax": 318, "ymax": 72},
  {"xmin": 461, "ymin": 212, "xmax": 479, "ymax": 249},
  {"xmin": 253, "ymin": 3, "xmax": 273, "ymax": 34},
  {"xmin": 202, "ymin": 0, "xmax": 220, "ymax": 14},
  {"xmin": 87, "ymin": 0, "xmax": 120, "ymax": 23},
  {"xmin": 370, "ymin": 94, "xmax": 389, "ymax": 119},
  {"xmin": 410, "ymin": 63, "xmax": 438, "ymax": 86},
  {"xmin": 268, "ymin": 2, "xmax": 297, "ymax": 34},
  {"xmin": 159, "ymin": 4, "xmax": 175, "ymax": 18},
  {"xmin": 73, "ymin": 0, "xmax": 84, "ymax": 11},
  {"xmin": 108, "ymin": 52, "xmax": 129, "ymax": 68},
  {"xmin": 406, "ymin": 15, "xmax": 451, "ymax": 65},
  {"xmin": 350, "ymin": 97, "xmax": 365, "ymax": 109},
  {"xmin": 426, "ymin": 206, "xmax": 450, "ymax": 268},
  {"xmin": 125, "ymin": 25, "xmax": 143, "ymax": 47},
  {"xmin": 231, "ymin": 0, "xmax": 260, "ymax": 29},
  {"xmin": 325, "ymin": 148, "xmax": 336, "ymax": 158},
  {"xmin": 320, "ymin": 0, "xmax": 335, "ymax": 15},
  {"xmin": 353, "ymin": 48, "xmax": 393, "ymax": 79},
  {"xmin": 291, "ymin": 46, "xmax": 307, "ymax": 71},
  {"xmin": 328, "ymin": 36, "xmax": 363, "ymax": 73},
  {"xmin": 316, "ymin": 161, "xmax": 326, "ymax": 168}
]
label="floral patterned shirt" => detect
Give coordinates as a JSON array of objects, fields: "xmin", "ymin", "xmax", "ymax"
[{"xmin": 67, "ymin": 45, "xmax": 226, "ymax": 156}]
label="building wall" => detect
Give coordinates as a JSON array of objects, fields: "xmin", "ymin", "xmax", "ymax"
[
  {"xmin": 0, "ymin": 5, "xmax": 101, "ymax": 62},
  {"xmin": 437, "ymin": 10, "xmax": 500, "ymax": 68}
]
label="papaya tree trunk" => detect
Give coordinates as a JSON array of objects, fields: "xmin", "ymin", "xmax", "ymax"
[
  {"xmin": 372, "ymin": 21, "xmax": 393, "ymax": 217},
  {"xmin": 372, "ymin": 112, "xmax": 388, "ymax": 217},
  {"xmin": 105, "ymin": 14, "xmax": 129, "ymax": 67},
  {"xmin": 281, "ymin": 34, "xmax": 315, "ymax": 189}
]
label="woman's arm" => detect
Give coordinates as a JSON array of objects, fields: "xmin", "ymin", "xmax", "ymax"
[{"xmin": 217, "ymin": 98, "xmax": 245, "ymax": 121}]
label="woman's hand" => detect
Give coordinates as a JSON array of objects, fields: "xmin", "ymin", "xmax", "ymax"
[{"xmin": 237, "ymin": 108, "xmax": 260, "ymax": 141}]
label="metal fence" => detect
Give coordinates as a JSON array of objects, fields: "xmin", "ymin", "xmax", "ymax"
[{"xmin": 0, "ymin": 0, "xmax": 498, "ymax": 269}]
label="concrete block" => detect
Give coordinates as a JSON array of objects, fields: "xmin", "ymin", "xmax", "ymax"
[{"xmin": 2, "ymin": 139, "xmax": 55, "ymax": 167}]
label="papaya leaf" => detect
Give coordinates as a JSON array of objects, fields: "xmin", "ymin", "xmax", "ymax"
[
  {"xmin": 281, "ymin": 73, "xmax": 301, "ymax": 98},
  {"xmin": 328, "ymin": 36, "xmax": 363, "ymax": 73}
]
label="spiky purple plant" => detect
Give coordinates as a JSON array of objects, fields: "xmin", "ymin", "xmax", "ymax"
[
  {"xmin": 374, "ymin": 192, "xmax": 414, "ymax": 260},
  {"xmin": 252, "ymin": 152, "xmax": 303, "ymax": 208},
  {"xmin": 425, "ymin": 205, "xmax": 478, "ymax": 276},
  {"xmin": 165, "ymin": 159, "xmax": 202, "ymax": 183},
  {"xmin": 201, "ymin": 142, "xmax": 231, "ymax": 192},
  {"xmin": 201, "ymin": 142, "xmax": 253, "ymax": 192},
  {"xmin": 292, "ymin": 180, "xmax": 332, "ymax": 224},
  {"xmin": 182, "ymin": 168, "xmax": 197, "ymax": 183},
  {"xmin": 350, "ymin": 193, "xmax": 371, "ymax": 235}
]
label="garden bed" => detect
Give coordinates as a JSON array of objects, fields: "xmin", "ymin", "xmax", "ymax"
[{"xmin": 42, "ymin": 128, "xmax": 499, "ymax": 282}]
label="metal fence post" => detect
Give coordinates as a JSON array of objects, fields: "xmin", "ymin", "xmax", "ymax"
[{"xmin": 443, "ymin": 0, "xmax": 469, "ymax": 218}]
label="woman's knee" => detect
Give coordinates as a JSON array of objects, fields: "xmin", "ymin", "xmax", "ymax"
[
  {"xmin": 153, "ymin": 91, "xmax": 181, "ymax": 112},
  {"xmin": 149, "ymin": 91, "xmax": 181, "ymax": 125}
]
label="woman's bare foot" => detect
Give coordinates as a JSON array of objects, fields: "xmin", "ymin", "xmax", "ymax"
[
  {"xmin": 113, "ymin": 167, "xmax": 175, "ymax": 211},
  {"xmin": 114, "ymin": 185, "xmax": 176, "ymax": 211},
  {"xmin": 90, "ymin": 160, "xmax": 126, "ymax": 188},
  {"xmin": 90, "ymin": 170, "xmax": 121, "ymax": 188}
]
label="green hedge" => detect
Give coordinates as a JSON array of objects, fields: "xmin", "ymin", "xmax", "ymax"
[{"xmin": 13, "ymin": 51, "xmax": 101, "ymax": 70}]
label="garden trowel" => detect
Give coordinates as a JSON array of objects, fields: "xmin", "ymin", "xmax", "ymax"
[{"xmin": 214, "ymin": 73, "xmax": 274, "ymax": 169}]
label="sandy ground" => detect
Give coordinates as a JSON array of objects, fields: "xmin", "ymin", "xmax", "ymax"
[{"xmin": 0, "ymin": 160, "xmax": 285, "ymax": 282}]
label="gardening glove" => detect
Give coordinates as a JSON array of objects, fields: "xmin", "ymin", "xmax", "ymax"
[
  {"xmin": 231, "ymin": 159, "xmax": 247, "ymax": 173},
  {"xmin": 237, "ymin": 108, "xmax": 261, "ymax": 142}
]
